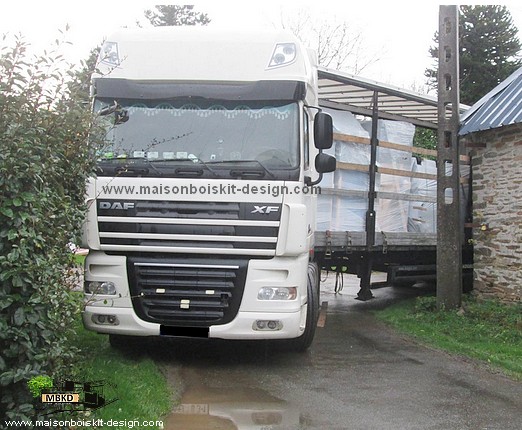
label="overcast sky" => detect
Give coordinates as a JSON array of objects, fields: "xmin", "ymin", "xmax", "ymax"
[{"xmin": 2, "ymin": 1, "xmax": 522, "ymax": 93}]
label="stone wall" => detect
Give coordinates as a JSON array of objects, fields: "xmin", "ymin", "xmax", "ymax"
[{"xmin": 466, "ymin": 123, "xmax": 522, "ymax": 303}]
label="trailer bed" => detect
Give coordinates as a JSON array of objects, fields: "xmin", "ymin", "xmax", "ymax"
[{"xmin": 314, "ymin": 230, "xmax": 437, "ymax": 251}]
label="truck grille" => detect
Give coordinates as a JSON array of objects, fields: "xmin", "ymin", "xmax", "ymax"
[
  {"xmin": 127, "ymin": 257, "xmax": 248, "ymax": 326},
  {"xmin": 97, "ymin": 200, "xmax": 281, "ymax": 256}
]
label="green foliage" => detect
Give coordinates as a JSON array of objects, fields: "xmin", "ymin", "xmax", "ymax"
[
  {"xmin": 71, "ymin": 320, "xmax": 172, "ymax": 429},
  {"xmin": 413, "ymin": 295, "xmax": 437, "ymax": 313},
  {"xmin": 376, "ymin": 295, "xmax": 522, "ymax": 379},
  {"xmin": 425, "ymin": 5, "xmax": 522, "ymax": 105},
  {"xmin": 27, "ymin": 375, "xmax": 53, "ymax": 398},
  {"xmin": 68, "ymin": 46, "xmax": 100, "ymax": 107},
  {"xmin": 413, "ymin": 127, "xmax": 437, "ymax": 153},
  {"xmin": 0, "ymin": 34, "xmax": 97, "ymax": 422},
  {"xmin": 144, "ymin": 5, "xmax": 211, "ymax": 27}
]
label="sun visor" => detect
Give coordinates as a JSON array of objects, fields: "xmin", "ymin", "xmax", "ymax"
[{"xmin": 93, "ymin": 79, "xmax": 306, "ymax": 102}]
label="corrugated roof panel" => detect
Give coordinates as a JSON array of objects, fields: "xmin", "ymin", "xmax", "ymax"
[
  {"xmin": 318, "ymin": 66, "xmax": 469, "ymax": 130},
  {"xmin": 499, "ymin": 84, "xmax": 522, "ymax": 125},
  {"xmin": 459, "ymin": 67, "xmax": 522, "ymax": 135}
]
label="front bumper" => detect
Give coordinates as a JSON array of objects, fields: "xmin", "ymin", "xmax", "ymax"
[
  {"xmin": 83, "ymin": 251, "xmax": 309, "ymax": 340},
  {"xmin": 82, "ymin": 306, "xmax": 306, "ymax": 340}
]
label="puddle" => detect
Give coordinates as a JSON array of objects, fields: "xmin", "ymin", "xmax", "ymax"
[{"xmin": 164, "ymin": 381, "xmax": 301, "ymax": 429}]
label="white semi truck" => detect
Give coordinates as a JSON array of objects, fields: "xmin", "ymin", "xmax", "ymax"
[{"xmin": 82, "ymin": 27, "xmax": 336, "ymax": 350}]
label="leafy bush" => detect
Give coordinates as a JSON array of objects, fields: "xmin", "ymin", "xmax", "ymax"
[
  {"xmin": 0, "ymin": 34, "xmax": 96, "ymax": 422},
  {"xmin": 27, "ymin": 375, "xmax": 54, "ymax": 398}
]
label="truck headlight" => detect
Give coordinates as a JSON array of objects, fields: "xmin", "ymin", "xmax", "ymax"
[
  {"xmin": 100, "ymin": 41, "xmax": 120, "ymax": 66},
  {"xmin": 257, "ymin": 287, "xmax": 297, "ymax": 301},
  {"xmin": 85, "ymin": 281, "xmax": 117, "ymax": 295},
  {"xmin": 268, "ymin": 43, "xmax": 296, "ymax": 68}
]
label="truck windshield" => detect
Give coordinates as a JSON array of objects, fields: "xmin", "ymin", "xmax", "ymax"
[{"xmin": 94, "ymin": 99, "xmax": 299, "ymax": 175}]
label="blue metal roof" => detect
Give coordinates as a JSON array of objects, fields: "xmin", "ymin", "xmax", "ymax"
[{"xmin": 459, "ymin": 67, "xmax": 522, "ymax": 136}]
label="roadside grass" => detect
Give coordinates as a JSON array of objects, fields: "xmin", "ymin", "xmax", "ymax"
[
  {"xmin": 374, "ymin": 295, "xmax": 522, "ymax": 380},
  {"xmin": 72, "ymin": 253, "xmax": 86, "ymax": 266},
  {"xmin": 67, "ymin": 253, "xmax": 172, "ymax": 427},
  {"xmin": 70, "ymin": 318, "xmax": 172, "ymax": 428}
]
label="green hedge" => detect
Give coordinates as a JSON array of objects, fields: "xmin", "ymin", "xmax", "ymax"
[{"xmin": 0, "ymin": 35, "xmax": 96, "ymax": 422}]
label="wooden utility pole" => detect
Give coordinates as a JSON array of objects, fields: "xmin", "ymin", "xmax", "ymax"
[{"xmin": 437, "ymin": 5, "xmax": 462, "ymax": 309}]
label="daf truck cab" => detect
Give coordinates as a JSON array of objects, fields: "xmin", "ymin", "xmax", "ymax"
[{"xmin": 82, "ymin": 27, "xmax": 335, "ymax": 351}]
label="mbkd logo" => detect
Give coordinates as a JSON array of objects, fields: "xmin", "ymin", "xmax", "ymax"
[
  {"xmin": 42, "ymin": 393, "xmax": 80, "ymax": 403},
  {"xmin": 99, "ymin": 201, "xmax": 135, "ymax": 210},
  {"xmin": 251, "ymin": 205, "xmax": 279, "ymax": 214}
]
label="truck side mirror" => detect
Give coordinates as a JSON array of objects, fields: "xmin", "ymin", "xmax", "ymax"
[
  {"xmin": 315, "ymin": 152, "xmax": 336, "ymax": 174},
  {"xmin": 314, "ymin": 112, "xmax": 333, "ymax": 150}
]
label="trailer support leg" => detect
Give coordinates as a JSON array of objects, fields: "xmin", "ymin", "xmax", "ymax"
[
  {"xmin": 355, "ymin": 91, "xmax": 378, "ymax": 302},
  {"xmin": 356, "ymin": 255, "xmax": 374, "ymax": 301}
]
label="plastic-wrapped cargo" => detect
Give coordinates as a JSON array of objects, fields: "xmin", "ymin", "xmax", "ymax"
[
  {"xmin": 362, "ymin": 120, "xmax": 415, "ymax": 232},
  {"xmin": 316, "ymin": 137, "xmax": 336, "ymax": 231},
  {"xmin": 408, "ymin": 158, "xmax": 437, "ymax": 233},
  {"xmin": 317, "ymin": 109, "xmax": 371, "ymax": 231},
  {"xmin": 315, "ymin": 108, "xmax": 471, "ymax": 235},
  {"xmin": 332, "ymin": 197, "xmax": 369, "ymax": 231},
  {"xmin": 331, "ymin": 109, "xmax": 371, "ymax": 231},
  {"xmin": 317, "ymin": 111, "xmax": 417, "ymax": 232},
  {"xmin": 315, "ymin": 129, "xmax": 335, "ymax": 230},
  {"xmin": 408, "ymin": 158, "xmax": 471, "ymax": 233}
]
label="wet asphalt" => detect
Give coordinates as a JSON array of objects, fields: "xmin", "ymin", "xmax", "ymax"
[{"xmin": 141, "ymin": 272, "xmax": 522, "ymax": 430}]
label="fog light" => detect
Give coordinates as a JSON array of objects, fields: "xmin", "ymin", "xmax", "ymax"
[
  {"xmin": 253, "ymin": 320, "xmax": 283, "ymax": 331},
  {"xmin": 257, "ymin": 287, "xmax": 297, "ymax": 301},
  {"xmin": 85, "ymin": 281, "xmax": 116, "ymax": 295},
  {"xmin": 92, "ymin": 314, "xmax": 119, "ymax": 325}
]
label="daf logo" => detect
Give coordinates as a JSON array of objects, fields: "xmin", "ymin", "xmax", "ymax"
[
  {"xmin": 99, "ymin": 201, "xmax": 135, "ymax": 210},
  {"xmin": 251, "ymin": 205, "xmax": 279, "ymax": 214}
]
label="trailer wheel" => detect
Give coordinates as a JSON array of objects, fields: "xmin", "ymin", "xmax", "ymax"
[{"xmin": 289, "ymin": 262, "xmax": 320, "ymax": 352}]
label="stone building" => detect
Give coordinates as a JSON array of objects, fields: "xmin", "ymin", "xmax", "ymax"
[{"xmin": 459, "ymin": 68, "xmax": 522, "ymax": 303}]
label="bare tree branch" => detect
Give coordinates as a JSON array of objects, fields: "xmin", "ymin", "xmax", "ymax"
[{"xmin": 281, "ymin": 10, "xmax": 381, "ymax": 74}]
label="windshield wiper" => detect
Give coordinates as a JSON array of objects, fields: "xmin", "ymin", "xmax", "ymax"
[
  {"xmin": 98, "ymin": 101, "xmax": 129, "ymax": 125},
  {"xmin": 99, "ymin": 157, "xmax": 163, "ymax": 176},
  {"xmin": 149, "ymin": 158, "xmax": 220, "ymax": 177},
  {"xmin": 207, "ymin": 159, "xmax": 276, "ymax": 179}
]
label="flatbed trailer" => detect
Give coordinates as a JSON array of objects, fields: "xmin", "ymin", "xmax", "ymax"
[
  {"xmin": 313, "ymin": 68, "xmax": 473, "ymax": 299},
  {"xmin": 314, "ymin": 230, "xmax": 473, "ymax": 296}
]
